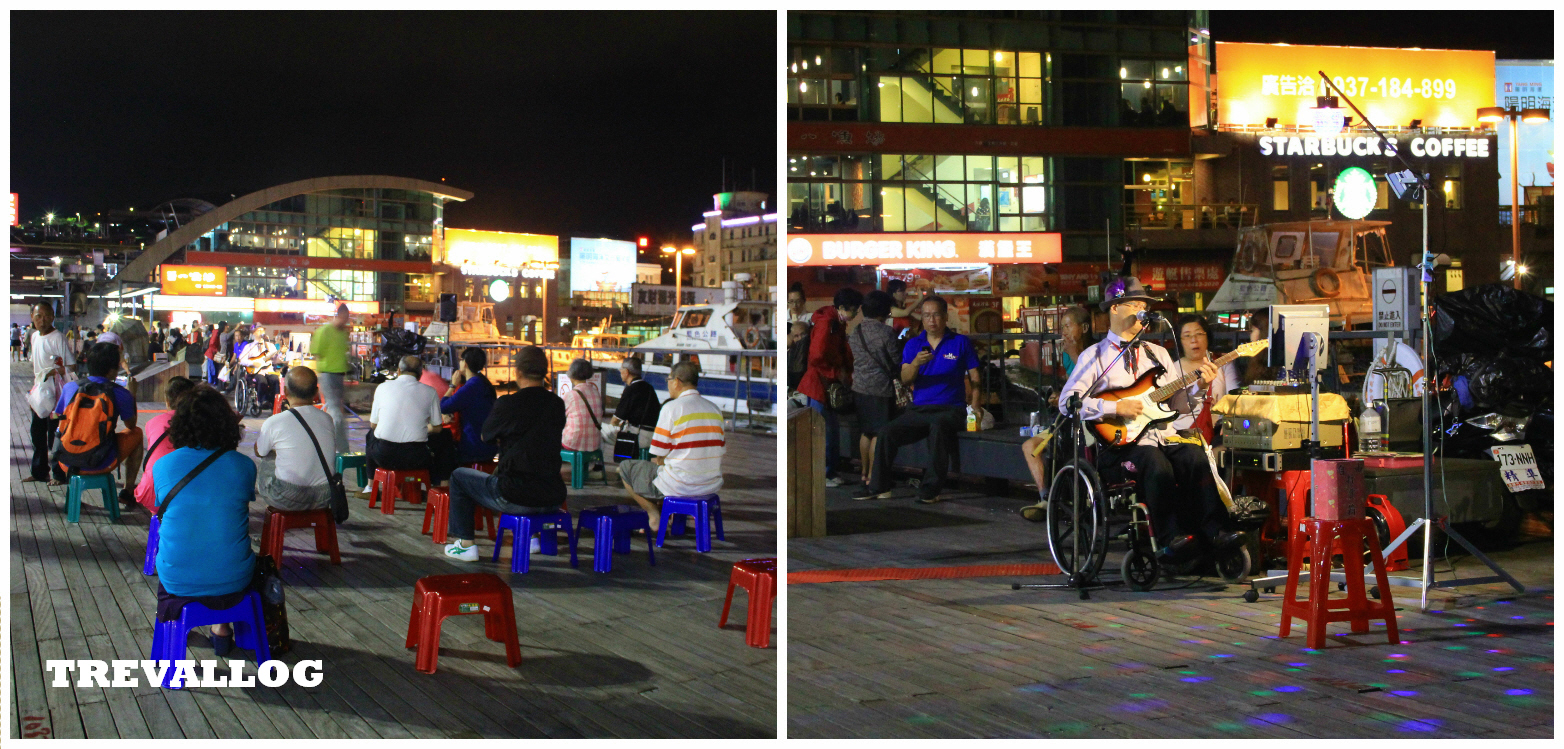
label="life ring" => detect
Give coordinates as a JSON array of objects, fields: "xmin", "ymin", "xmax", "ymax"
[
  {"xmin": 743, "ymin": 327, "xmax": 762, "ymax": 348},
  {"xmin": 1309, "ymin": 267, "xmax": 1342, "ymax": 298},
  {"xmin": 461, "ymin": 321, "xmax": 473, "ymax": 332}
]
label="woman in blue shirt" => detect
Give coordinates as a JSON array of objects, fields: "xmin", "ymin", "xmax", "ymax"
[
  {"xmin": 441, "ymin": 346, "xmax": 499, "ymax": 467},
  {"xmin": 153, "ymin": 384, "xmax": 257, "ymax": 655}
]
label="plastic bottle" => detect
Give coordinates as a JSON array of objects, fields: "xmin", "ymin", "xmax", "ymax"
[{"xmin": 1358, "ymin": 399, "xmax": 1383, "ymax": 453}]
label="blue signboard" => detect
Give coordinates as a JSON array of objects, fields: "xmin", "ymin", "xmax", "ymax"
[{"xmin": 1495, "ymin": 60, "xmax": 1554, "ymax": 205}]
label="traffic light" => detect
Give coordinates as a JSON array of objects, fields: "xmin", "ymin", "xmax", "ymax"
[{"xmin": 637, "ymin": 236, "xmax": 649, "ymax": 248}]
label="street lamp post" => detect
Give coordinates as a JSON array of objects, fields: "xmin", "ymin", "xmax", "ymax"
[
  {"xmin": 661, "ymin": 245, "xmax": 696, "ymax": 319},
  {"xmin": 1477, "ymin": 105, "xmax": 1551, "ymax": 289}
]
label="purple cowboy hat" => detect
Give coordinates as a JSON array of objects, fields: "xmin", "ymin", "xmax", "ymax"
[{"xmin": 1099, "ymin": 276, "xmax": 1160, "ymax": 310}]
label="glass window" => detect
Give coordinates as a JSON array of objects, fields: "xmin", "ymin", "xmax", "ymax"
[
  {"xmin": 1309, "ymin": 163, "xmax": 1330, "ymax": 216},
  {"xmin": 1272, "ymin": 165, "xmax": 1290, "ymax": 211},
  {"xmin": 1120, "ymin": 59, "xmax": 1154, "ymax": 82},
  {"xmin": 1442, "ymin": 162, "xmax": 1462, "ymax": 210},
  {"xmin": 964, "ymin": 154, "xmax": 994, "ymax": 181},
  {"xmin": 934, "ymin": 154, "xmax": 964, "ymax": 182}
]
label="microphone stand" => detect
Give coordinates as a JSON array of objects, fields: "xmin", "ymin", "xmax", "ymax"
[{"xmin": 1014, "ymin": 313, "xmax": 1164, "ymax": 599}]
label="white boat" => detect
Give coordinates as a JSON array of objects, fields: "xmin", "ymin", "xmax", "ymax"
[{"xmin": 593, "ymin": 299, "xmax": 779, "ymax": 423}]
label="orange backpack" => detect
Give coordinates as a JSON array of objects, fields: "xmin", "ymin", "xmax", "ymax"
[{"xmin": 53, "ymin": 381, "xmax": 117, "ymax": 470}]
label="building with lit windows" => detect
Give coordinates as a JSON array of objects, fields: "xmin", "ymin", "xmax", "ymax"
[
  {"xmin": 788, "ymin": 10, "xmax": 1210, "ymax": 266},
  {"xmin": 691, "ymin": 191, "xmax": 778, "ymax": 300},
  {"xmin": 113, "ymin": 175, "xmax": 472, "ymax": 317}
]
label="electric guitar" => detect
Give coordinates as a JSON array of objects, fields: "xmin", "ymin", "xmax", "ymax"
[{"xmin": 1090, "ymin": 339, "xmax": 1269, "ymax": 446}]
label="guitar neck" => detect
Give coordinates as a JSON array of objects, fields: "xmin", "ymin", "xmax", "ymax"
[{"xmin": 1150, "ymin": 348, "xmax": 1244, "ymax": 402}]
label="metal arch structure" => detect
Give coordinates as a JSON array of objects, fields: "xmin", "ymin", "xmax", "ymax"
[{"xmin": 112, "ymin": 175, "xmax": 474, "ymax": 284}]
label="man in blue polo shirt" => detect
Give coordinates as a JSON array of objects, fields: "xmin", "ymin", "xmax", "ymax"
[
  {"xmin": 853, "ymin": 295, "xmax": 982, "ymax": 504},
  {"xmin": 53, "ymin": 341, "xmax": 145, "ymax": 509}
]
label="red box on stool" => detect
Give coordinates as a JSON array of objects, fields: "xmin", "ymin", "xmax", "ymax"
[{"xmin": 1311, "ymin": 459, "xmax": 1366, "ymax": 520}]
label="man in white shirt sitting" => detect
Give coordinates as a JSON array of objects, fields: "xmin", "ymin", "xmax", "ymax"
[
  {"xmin": 1058, "ymin": 277, "xmax": 1243, "ymax": 562},
  {"xmin": 360, "ymin": 355, "xmax": 443, "ymax": 494},
  {"xmin": 617, "ymin": 361, "xmax": 725, "ymax": 532},
  {"xmin": 254, "ymin": 367, "xmax": 336, "ymax": 511}
]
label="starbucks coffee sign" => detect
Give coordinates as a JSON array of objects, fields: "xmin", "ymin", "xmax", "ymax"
[{"xmin": 1259, "ymin": 134, "xmax": 1493, "ymax": 159}]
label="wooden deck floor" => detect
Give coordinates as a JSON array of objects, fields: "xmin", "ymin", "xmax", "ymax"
[
  {"xmin": 9, "ymin": 363, "xmax": 777, "ymax": 738},
  {"xmin": 789, "ymin": 474, "xmax": 1553, "ymax": 738}
]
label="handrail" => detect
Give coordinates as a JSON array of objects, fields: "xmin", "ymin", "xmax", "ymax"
[{"xmin": 1125, "ymin": 202, "xmax": 1259, "ymax": 230}]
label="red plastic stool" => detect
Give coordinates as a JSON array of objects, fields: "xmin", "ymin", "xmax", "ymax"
[
  {"xmin": 720, "ymin": 558, "xmax": 777, "ymax": 648},
  {"xmin": 422, "ymin": 487, "xmax": 497, "ymax": 544},
  {"xmin": 259, "ymin": 506, "xmax": 341, "ymax": 565},
  {"xmin": 404, "ymin": 573, "xmax": 521, "ymax": 673},
  {"xmin": 1280, "ymin": 517, "xmax": 1400, "ymax": 649},
  {"xmin": 369, "ymin": 468, "xmax": 430, "ymax": 515}
]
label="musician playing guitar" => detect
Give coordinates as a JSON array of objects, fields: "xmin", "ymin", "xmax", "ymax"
[
  {"xmin": 1057, "ymin": 277, "xmax": 1245, "ymax": 562},
  {"xmin": 239, "ymin": 326, "xmax": 284, "ymax": 408}
]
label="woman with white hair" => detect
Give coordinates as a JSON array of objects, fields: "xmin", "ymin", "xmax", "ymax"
[
  {"xmin": 561, "ymin": 357, "xmax": 604, "ymax": 458},
  {"xmin": 610, "ymin": 356, "xmax": 661, "ymax": 460}
]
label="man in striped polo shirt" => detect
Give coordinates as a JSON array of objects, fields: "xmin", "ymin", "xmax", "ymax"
[{"xmin": 618, "ymin": 360, "xmax": 724, "ymax": 532}]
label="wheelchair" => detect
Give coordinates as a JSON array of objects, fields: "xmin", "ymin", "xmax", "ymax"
[
  {"xmin": 1041, "ymin": 409, "xmax": 1251, "ymax": 592},
  {"xmin": 232, "ymin": 367, "xmax": 266, "ymax": 419}
]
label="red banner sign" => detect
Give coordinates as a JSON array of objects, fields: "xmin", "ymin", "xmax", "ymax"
[
  {"xmin": 1137, "ymin": 261, "xmax": 1229, "ymax": 292},
  {"xmin": 786, "ymin": 233, "xmax": 1062, "ymax": 267}
]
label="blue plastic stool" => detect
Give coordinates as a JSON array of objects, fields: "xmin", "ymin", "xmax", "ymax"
[
  {"xmin": 574, "ymin": 506, "xmax": 656, "ymax": 573},
  {"xmin": 143, "ymin": 516, "xmax": 160, "ymax": 576},
  {"xmin": 149, "ymin": 590, "xmax": 272, "ymax": 689},
  {"xmin": 67, "ymin": 471, "xmax": 120, "ymax": 523},
  {"xmin": 335, "ymin": 453, "xmax": 369, "ymax": 490},
  {"xmin": 492, "ymin": 511, "xmax": 578, "ymax": 573},
  {"xmin": 560, "ymin": 449, "xmax": 608, "ymax": 490},
  {"xmin": 657, "ymin": 495, "xmax": 724, "ymax": 553}
]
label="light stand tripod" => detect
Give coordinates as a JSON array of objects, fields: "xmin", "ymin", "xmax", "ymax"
[{"xmin": 1318, "ymin": 72, "xmax": 1526, "ymax": 609}]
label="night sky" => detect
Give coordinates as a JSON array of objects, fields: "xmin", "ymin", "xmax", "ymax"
[
  {"xmin": 10, "ymin": 11, "xmax": 776, "ymax": 248},
  {"xmin": 1211, "ymin": 11, "xmax": 1553, "ymax": 60}
]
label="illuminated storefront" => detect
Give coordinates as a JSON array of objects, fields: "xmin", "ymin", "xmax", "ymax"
[
  {"xmin": 1203, "ymin": 42, "xmax": 1507, "ymax": 287},
  {"xmin": 438, "ymin": 228, "xmax": 560, "ymax": 341}
]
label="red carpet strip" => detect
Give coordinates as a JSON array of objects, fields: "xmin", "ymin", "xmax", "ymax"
[{"xmin": 788, "ymin": 563, "xmax": 1062, "ymax": 584}]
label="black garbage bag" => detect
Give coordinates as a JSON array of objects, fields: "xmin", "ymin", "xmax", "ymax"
[
  {"xmin": 1433, "ymin": 283, "xmax": 1552, "ymax": 361},
  {"xmin": 381, "ymin": 328, "xmax": 427, "ymax": 357},
  {"xmin": 1457, "ymin": 355, "xmax": 1553, "ymax": 416}
]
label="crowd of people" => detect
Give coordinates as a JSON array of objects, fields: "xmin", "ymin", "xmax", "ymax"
[{"xmin": 22, "ymin": 299, "xmax": 729, "ymax": 653}]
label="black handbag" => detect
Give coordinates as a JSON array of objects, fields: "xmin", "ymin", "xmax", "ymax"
[
  {"xmin": 614, "ymin": 382, "xmax": 659, "ymax": 460},
  {"xmin": 289, "ymin": 407, "xmax": 350, "ymax": 524}
]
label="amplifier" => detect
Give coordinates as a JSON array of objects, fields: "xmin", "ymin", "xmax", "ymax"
[{"xmin": 1220, "ymin": 416, "xmax": 1344, "ymax": 451}]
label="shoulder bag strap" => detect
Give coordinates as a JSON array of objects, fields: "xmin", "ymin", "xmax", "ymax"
[
  {"xmin": 575, "ymin": 388, "xmax": 601, "ymax": 431},
  {"xmin": 140, "ymin": 429, "xmax": 170, "ymax": 474},
  {"xmin": 289, "ymin": 407, "xmax": 337, "ymax": 482},
  {"xmin": 155, "ymin": 448, "xmax": 228, "ymax": 519}
]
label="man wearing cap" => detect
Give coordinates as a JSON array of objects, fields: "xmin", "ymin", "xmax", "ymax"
[{"xmin": 1053, "ymin": 277, "xmax": 1243, "ymax": 561}]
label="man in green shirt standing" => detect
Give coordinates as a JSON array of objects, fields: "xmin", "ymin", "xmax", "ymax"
[{"xmin": 311, "ymin": 303, "xmax": 353, "ymax": 456}]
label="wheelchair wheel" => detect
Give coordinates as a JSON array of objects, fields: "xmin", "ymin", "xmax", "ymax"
[
  {"xmin": 1121, "ymin": 545, "xmax": 1160, "ymax": 592},
  {"xmin": 1045, "ymin": 458, "xmax": 1109, "ymax": 580},
  {"xmin": 1215, "ymin": 544, "xmax": 1252, "ymax": 583}
]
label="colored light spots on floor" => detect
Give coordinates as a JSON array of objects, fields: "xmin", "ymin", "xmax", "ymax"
[
  {"xmin": 1285, "ymin": 668, "xmax": 1303, "ymax": 672},
  {"xmin": 1396, "ymin": 719, "xmax": 1441, "ymax": 732},
  {"xmin": 1387, "ymin": 669, "xmax": 1406, "ymax": 674},
  {"xmin": 1511, "ymin": 615, "xmax": 1526, "ymax": 620},
  {"xmin": 1249, "ymin": 689, "xmax": 1274, "ymax": 697},
  {"xmin": 1288, "ymin": 662, "xmax": 1309, "ymax": 667},
  {"xmin": 1506, "ymin": 688, "xmax": 1533, "ymax": 696},
  {"xmin": 1212, "ymin": 721, "xmax": 1244, "ymax": 732},
  {"xmin": 1046, "ymin": 721, "xmax": 1090, "ymax": 735},
  {"xmin": 1178, "ymin": 670, "xmax": 1198, "ymax": 675},
  {"xmin": 1181, "ymin": 676, "xmax": 1212, "ymax": 683},
  {"xmin": 1274, "ymin": 686, "xmax": 1302, "ymax": 693},
  {"xmin": 1485, "ymin": 633, "xmax": 1503, "ymax": 638},
  {"xmin": 1209, "ymin": 654, "xmax": 1234, "ymax": 658},
  {"xmin": 1445, "ymin": 645, "xmax": 1467, "ymax": 650},
  {"xmin": 1390, "ymin": 690, "xmax": 1418, "ymax": 697},
  {"xmin": 1453, "ymin": 623, "xmax": 1468, "ymax": 627},
  {"xmin": 1493, "ymin": 667, "xmax": 1514, "ymax": 672},
  {"xmin": 1456, "ymin": 671, "xmax": 1485, "ymax": 678},
  {"xmin": 1249, "ymin": 713, "xmax": 1293, "ymax": 725}
]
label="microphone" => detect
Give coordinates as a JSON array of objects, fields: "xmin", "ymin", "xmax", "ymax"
[{"xmin": 1135, "ymin": 310, "xmax": 1163, "ymax": 327}]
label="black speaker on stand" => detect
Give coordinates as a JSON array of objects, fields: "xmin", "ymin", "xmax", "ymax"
[{"xmin": 438, "ymin": 293, "xmax": 457, "ymax": 323}]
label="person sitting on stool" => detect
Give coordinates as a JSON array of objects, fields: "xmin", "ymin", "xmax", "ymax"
[
  {"xmin": 361, "ymin": 355, "xmax": 445, "ymax": 494},
  {"xmin": 853, "ymin": 295, "xmax": 982, "ymax": 504},
  {"xmin": 1057, "ymin": 277, "xmax": 1244, "ymax": 561},
  {"xmin": 617, "ymin": 360, "xmax": 726, "ymax": 532},
  {"xmin": 443, "ymin": 346, "xmax": 567, "ymax": 561}
]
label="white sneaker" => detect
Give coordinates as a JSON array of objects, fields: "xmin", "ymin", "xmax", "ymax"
[
  {"xmin": 444, "ymin": 542, "xmax": 478, "ymax": 562},
  {"xmin": 825, "ymin": 476, "xmax": 843, "ymax": 488},
  {"xmin": 529, "ymin": 537, "xmax": 542, "ymax": 554}
]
